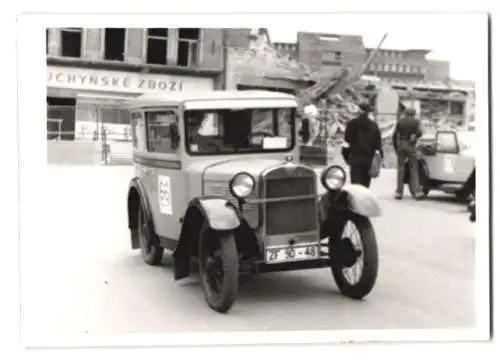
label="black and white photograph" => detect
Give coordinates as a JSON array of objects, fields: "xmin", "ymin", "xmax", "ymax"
[{"xmin": 9, "ymin": 1, "xmax": 494, "ymax": 357}]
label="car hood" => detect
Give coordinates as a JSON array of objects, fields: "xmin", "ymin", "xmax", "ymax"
[{"xmin": 202, "ymin": 158, "xmax": 288, "ymax": 181}]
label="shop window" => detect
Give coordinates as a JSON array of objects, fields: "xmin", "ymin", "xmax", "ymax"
[
  {"xmin": 101, "ymin": 107, "xmax": 130, "ymax": 124},
  {"xmin": 60, "ymin": 28, "xmax": 83, "ymax": 58},
  {"xmin": 146, "ymin": 28, "xmax": 168, "ymax": 65},
  {"xmin": 104, "ymin": 28, "xmax": 126, "ymax": 61},
  {"xmin": 177, "ymin": 28, "xmax": 200, "ymax": 67},
  {"xmin": 47, "ymin": 97, "xmax": 76, "ymax": 141},
  {"xmin": 146, "ymin": 111, "xmax": 178, "ymax": 154},
  {"xmin": 131, "ymin": 112, "xmax": 146, "ymax": 152}
]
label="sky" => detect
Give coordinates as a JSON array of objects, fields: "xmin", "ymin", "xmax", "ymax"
[{"xmin": 266, "ymin": 13, "xmax": 488, "ymax": 82}]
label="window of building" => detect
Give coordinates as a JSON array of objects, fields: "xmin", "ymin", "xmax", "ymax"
[
  {"xmin": 146, "ymin": 28, "xmax": 168, "ymax": 65},
  {"xmin": 402, "ymin": 65, "xmax": 408, "ymax": 73},
  {"xmin": 146, "ymin": 110, "xmax": 178, "ymax": 154},
  {"xmin": 319, "ymin": 35, "xmax": 340, "ymax": 42},
  {"xmin": 177, "ymin": 28, "xmax": 200, "ymax": 67},
  {"xmin": 60, "ymin": 28, "xmax": 83, "ymax": 58},
  {"xmin": 104, "ymin": 28, "xmax": 126, "ymax": 61},
  {"xmin": 450, "ymin": 101, "xmax": 465, "ymax": 116}
]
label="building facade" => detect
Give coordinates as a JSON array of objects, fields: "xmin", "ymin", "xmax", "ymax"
[
  {"xmin": 46, "ymin": 27, "xmax": 225, "ymax": 140},
  {"xmin": 274, "ymin": 31, "xmax": 452, "ymax": 84},
  {"xmin": 274, "ymin": 32, "xmax": 365, "ymax": 77},
  {"xmin": 363, "ymin": 48, "xmax": 430, "ymax": 83}
]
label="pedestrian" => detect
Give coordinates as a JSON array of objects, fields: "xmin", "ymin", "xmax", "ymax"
[
  {"xmin": 392, "ymin": 107, "xmax": 424, "ymax": 199},
  {"xmin": 344, "ymin": 102, "xmax": 384, "ymax": 188}
]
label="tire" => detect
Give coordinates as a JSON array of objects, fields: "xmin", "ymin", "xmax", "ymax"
[
  {"xmin": 198, "ymin": 223, "xmax": 239, "ymax": 313},
  {"xmin": 410, "ymin": 185, "xmax": 429, "ymax": 199},
  {"xmin": 329, "ymin": 213, "xmax": 379, "ymax": 300},
  {"xmin": 137, "ymin": 203, "xmax": 164, "ymax": 266},
  {"xmin": 455, "ymin": 190, "xmax": 472, "ymax": 202},
  {"xmin": 410, "ymin": 165, "xmax": 429, "ymax": 199}
]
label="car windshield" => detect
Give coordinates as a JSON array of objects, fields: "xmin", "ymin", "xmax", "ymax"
[{"xmin": 184, "ymin": 108, "xmax": 295, "ymax": 155}]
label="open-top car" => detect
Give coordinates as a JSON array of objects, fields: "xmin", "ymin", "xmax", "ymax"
[
  {"xmin": 125, "ymin": 90, "xmax": 382, "ymax": 313},
  {"xmin": 404, "ymin": 129, "xmax": 475, "ymax": 200}
]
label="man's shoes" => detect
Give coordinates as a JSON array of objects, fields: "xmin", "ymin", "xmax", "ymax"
[{"xmin": 394, "ymin": 192, "xmax": 403, "ymax": 200}]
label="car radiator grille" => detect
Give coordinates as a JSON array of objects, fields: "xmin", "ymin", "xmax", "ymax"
[
  {"xmin": 204, "ymin": 181, "xmax": 259, "ymax": 228},
  {"xmin": 264, "ymin": 176, "xmax": 317, "ymax": 236}
]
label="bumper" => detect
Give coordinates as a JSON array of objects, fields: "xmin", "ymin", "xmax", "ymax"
[{"xmin": 240, "ymin": 257, "xmax": 331, "ymax": 274}]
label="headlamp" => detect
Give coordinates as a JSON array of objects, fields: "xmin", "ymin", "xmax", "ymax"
[
  {"xmin": 321, "ymin": 165, "xmax": 346, "ymax": 191},
  {"xmin": 229, "ymin": 172, "xmax": 255, "ymax": 198}
]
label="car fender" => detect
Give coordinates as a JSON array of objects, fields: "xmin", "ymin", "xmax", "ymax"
[
  {"xmin": 194, "ymin": 197, "xmax": 242, "ymax": 230},
  {"xmin": 127, "ymin": 177, "xmax": 156, "ymax": 249},
  {"xmin": 173, "ymin": 197, "xmax": 242, "ymax": 281},
  {"xmin": 342, "ymin": 184, "xmax": 382, "ymax": 218}
]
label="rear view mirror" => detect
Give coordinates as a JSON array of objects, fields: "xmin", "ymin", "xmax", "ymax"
[{"xmin": 169, "ymin": 123, "xmax": 180, "ymax": 150}]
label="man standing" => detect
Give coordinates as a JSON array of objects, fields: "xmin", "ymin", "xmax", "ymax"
[
  {"xmin": 344, "ymin": 102, "xmax": 384, "ymax": 188},
  {"xmin": 392, "ymin": 107, "xmax": 424, "ymax": 199}
]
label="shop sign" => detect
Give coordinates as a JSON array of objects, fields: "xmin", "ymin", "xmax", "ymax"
[{"xmin": 47, "ymin": 66, "xmax": 214, "ymax": 94}]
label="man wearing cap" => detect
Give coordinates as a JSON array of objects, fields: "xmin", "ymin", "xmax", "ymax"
[
  {"xmin": 344, "ymin": 102, "xmax": 384, "ymax": 188},
  {"xmin": 392, "ymin": 107, "xmax": 424, "ymax": 199}
]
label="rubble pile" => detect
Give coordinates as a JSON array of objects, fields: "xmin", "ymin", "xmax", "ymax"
[{"xmin": 299, "ymin": 68, "xmax": 375, "ymax": 147}]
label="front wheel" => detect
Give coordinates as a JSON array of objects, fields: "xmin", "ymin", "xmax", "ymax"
[
  {"xmin": 198, "ymin": 224, "xmax": 239, "ymax": 313},
  {"xmin": 329, "ymin": 213, "xmax": 379, "ymax": 299}
]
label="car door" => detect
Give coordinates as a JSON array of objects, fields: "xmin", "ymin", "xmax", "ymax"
[
  {"xmin": 425, "ymin": 131, "xmax": 462, "ymax": 183},
  {"xmin": 143, "ymin": 109, "xmax": 184, "ymax": 243}
]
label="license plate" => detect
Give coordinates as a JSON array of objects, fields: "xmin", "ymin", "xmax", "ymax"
[{"xmin": 265, "ymin": 244, "xmax": 320, "ymax": 263}]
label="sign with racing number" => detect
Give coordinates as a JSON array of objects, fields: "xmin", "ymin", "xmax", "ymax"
[
  {"xmin": 158, "ymin": 175, "xmax": 173, "ymax": 215},
  {"xmin": 266, "ymin": 244, "xmax": 320, "ymax": 263}
]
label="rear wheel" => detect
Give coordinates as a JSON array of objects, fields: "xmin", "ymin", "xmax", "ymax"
[
  {"xmin": 329, "ymin": 213, "xmax": 379, "ymax": 299},
  {"xmin": 137, "ymin": 204, "xmax": 164, "ymax": 266},
  {"xmin": 409, "ymin": 164, "xmax": 429, "ymax": 199},
  {"xmin": 198, "ymin": 223, "xmax": 239, "ymax": 313}
]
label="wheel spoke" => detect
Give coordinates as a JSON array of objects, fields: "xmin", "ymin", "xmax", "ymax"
[{"xmin": 339, "ymin": 219, "xmax": 365, "ymax": 285}]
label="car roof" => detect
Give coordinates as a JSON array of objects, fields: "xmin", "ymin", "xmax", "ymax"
[{"xmin": 125, "ymin": 90, "xmax": 298, "ymax": 108}]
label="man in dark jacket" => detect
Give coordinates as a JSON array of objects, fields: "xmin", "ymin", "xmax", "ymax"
[
  {"xmin": 344, "ymin": 102, "xmax": 384, "ymax": 188},
  {"xmin": 392, "ymin": 107, "xmax": 424, "ymax": 199}
]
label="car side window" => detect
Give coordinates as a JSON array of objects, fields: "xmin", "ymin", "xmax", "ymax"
[
  {"xmin": 131, "ymin": 111, "xmax": 146, "ymax": 152},
  {"xmin": 436, "ymin": 132, "xmax": 458, "ymax": 153},
  {"xmin": 146, "ymin": 110, "xmax": 178, "ymax": 154}
]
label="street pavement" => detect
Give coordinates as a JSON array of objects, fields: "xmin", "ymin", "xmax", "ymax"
[{"xmin": 21, "ymin": 165, "xmax": 475, "ymax": 344}]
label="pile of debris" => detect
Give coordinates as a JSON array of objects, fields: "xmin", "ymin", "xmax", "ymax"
[{"xmin": 298, "ymin": 67, "xmax": 375, "ymax": 147}]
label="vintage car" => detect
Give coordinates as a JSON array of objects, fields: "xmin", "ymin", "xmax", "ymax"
[
  {"xmin": 125, "ymin": 90, "xmax": 382, "ymax": 313},
  {"xmin": 403, "ymin": 129, "xmax": 475, "ymax": 200}
]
